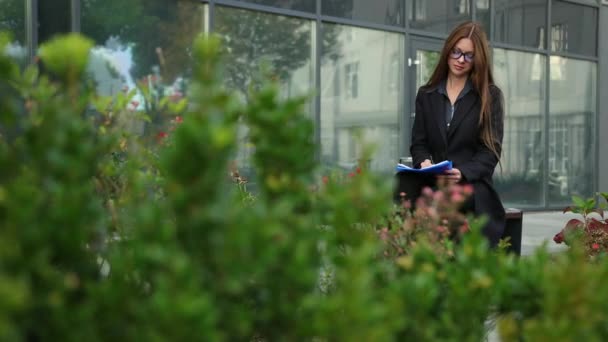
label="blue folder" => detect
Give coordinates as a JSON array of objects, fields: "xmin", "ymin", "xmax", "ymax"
[{"xmin": 395, "ymin": 160, "xmax": 452, "ymax": 174}]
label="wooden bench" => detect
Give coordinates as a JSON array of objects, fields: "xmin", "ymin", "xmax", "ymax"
[{"xmin": 503, "ymin": 208, "xmax": 523, "ymax": 256}]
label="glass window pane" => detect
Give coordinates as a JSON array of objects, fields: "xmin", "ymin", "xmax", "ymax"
[
  {"xmin": 475, "ymin": 0, "xmax": 490, "ymax": 34},
  {"xmin": 408, "ymin": 0, "xmax": 471, "ymax": 34},
  {"xmin": 551, "ymin": 0, "xmax": 597, "ymax": 56},
  {"xmin": 0, "ymin": 0, "xmax": 26, "ymax": 64},
  {"xmin": 495, "ymin": 0, "xmax": 546, "ymax": 49},
  {"xmin": 39, "ymin": 0, "xmax": 72, "ymax": 44},
  {"xmin": 320, "ymin": 24, "xmax": 404, "ymax": 174},
  {"xmin": 233, "ymin": 0, "xmax": 315, "ymax": 13},
  {"xmin": 214, "ymin": 7, "xmax": 314, "ymax": 99},
  {"xmin": 323, "ymin": 0, "xmax": 405, "ymax": 26},
  {"xmin": 549, "ymin": 58, "xmax": 597, "ymax": 205},
  {"xmin": 214, "ymin": 6, "xmax": 315, "ymax": 178},
  {"xmin": 493, "ymin": 49, "xmax": 546, "ymax": 207},
  {"xmin": 82, "ymin": 0, "xmax": 204, "ymax": 139}
]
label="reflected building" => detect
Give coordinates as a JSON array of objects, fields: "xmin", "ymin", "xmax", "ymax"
[{"xmin": 2, "ymin": 0, "xmax": 607, "ymax": 210}]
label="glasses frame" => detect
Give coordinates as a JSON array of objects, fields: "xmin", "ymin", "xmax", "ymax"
[{"xmin": 450, "ymin": 48, "xmax": 474, "ymax": 63}]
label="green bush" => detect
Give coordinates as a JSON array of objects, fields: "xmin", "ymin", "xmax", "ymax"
[{"xmin": 3, "ymin": 32, "xmax": 608, "ymax": 341}]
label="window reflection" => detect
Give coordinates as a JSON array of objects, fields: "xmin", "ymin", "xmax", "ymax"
[
  {"xmin": 408, "ymin": 0, "xmax": 471, "ymax": 33},
  {"xmin": 551, "ymin": 0, "xmax": 597, "ymax": 56},
  {"xmin": 214, "ymin": 6, "xmax": 315, "ymax": 179},
  {"xmin": 234, "ymin": 0, "xmax": 315, "ymax": 13},
  {"xmin": 321, "ymin": 24, "xmax": 403, "ymax": 173},
  {"xmin": 493, "ymin": 48, "xmax": 546, "ymax": 207},
  {"xmin": 323, "ymin": 0, "xmax": 405, "ymax": 26},
  {"xmin": 82, "ymin": 0, "xmax": 204, "ymax": 138},
  {"xmin": 0, "ymin": 0, "xmax": 26, "ymax": 64},
  {"xmin": 215, "ymin": 7, "xmax": 314, "ymax": 100},
  {"xmin": 549, "ymin": 57, "xmax": 596, "ymax": 204},
  {"xmin": 495, "ymin": 0, "xmax": 546, "ymax": 49}
]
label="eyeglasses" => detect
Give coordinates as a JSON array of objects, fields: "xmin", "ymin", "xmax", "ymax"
[{"xmin": 450, "ymin": 49, "xmax": 474, "ymax": 63}]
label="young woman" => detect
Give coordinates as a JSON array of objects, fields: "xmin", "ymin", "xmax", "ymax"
[{"xmin": 410, "ymin": 21, "xmax": 505, "ymax": 247}]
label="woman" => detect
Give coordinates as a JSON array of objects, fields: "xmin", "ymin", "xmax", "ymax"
[{"xmin": 410, "ymin": 21, "xmax": 505, "ymax": 247}]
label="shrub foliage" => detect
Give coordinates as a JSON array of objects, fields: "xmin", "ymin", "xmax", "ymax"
[{"xmin": 1, "ymin": 32, "xmax": 608, "ymax": 341}]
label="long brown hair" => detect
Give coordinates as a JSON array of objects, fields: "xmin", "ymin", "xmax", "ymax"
[{"xmin": 425, "ymin": 21, "xmax": 500, "ymax": 160}]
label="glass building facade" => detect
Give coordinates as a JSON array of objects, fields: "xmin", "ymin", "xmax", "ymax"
[{"xmin": 2, "ymin": 0, "xmax": 606, "ymax": 210}]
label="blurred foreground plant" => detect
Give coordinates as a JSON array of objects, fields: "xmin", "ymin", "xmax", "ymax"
[{"xmin": 3, "ymin": 31, "xmax": 608, "ymax": 342}]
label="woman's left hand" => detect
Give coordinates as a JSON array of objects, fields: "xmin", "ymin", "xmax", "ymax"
[{"xmin": 438, "ymin": 168, "xmax": 462, "ymax": 185}]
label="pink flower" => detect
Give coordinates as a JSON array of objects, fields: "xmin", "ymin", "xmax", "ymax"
[
  {"xmin": 348, "ymin": 172, "xmax": 355, "ymax": 178},
  {"xmin": 422, "ymin": 187, "xmax": 433, "ymax": 197},
  {"xmin": 131, "ymin": 100, "xmax": 139, "ymax": 108},
  {"xmin": 592, "ymin": 243, "xmax": 600, "ymax": 250},
  {"xmin": 435, "ymin": 226, "xmax": 447, "ymax": 234},
  {"xmin": 174, "ymin": 116, "xmax": 183, "ymax": 124},
  {"xmin": 451, "ymin": 192, "xmax": 464, "ymax": 203},
  {"xmin": 463, "ymin": 184, "xmax": 474, "ymax": 196},
  {"xmin": 459, "ymin": 224, "xmax": 470, "ymax": 234},
  {"xmin": 433, "ymin": 191, "xmax": 444, "ymax": 201},
  {"xmin": 157, "ymin": 131, "xmax": 169, "ymax": 141}
]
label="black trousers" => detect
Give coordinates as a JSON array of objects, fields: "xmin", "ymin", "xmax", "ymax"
[{"xmin": 393, "ymin": 172, "xmax": 436, "ymax": 205}]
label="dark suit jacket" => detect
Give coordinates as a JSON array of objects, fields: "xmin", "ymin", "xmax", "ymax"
[{"xmin": 410, "ymin": 83, "xmax": 506, "ymax": 246}]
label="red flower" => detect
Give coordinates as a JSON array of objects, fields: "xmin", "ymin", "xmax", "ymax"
[
  {"xmin": 356, "ymin": 167, "xmax": 362, "ymax": 174},
  {"xmin": 174, "ymin": 116, "xmax": 183, "ymax": 124},
  {"xmin": 322, "ymin": 176, "xmax": 329, "ymax": 184},
  {"xmin": 348, "ymin": 172, "xmax": 355, "ymax": 178},
  {"xmin": 157, "ymin": 131, "xmax": 169, "ymax": 140},
  {"xmin": 553, "ymin": 231, "xmax": 564, "ymax": 244},
  {"xmin": 592, "ymin": 243, "xmax": 600, "ymax": 250}
]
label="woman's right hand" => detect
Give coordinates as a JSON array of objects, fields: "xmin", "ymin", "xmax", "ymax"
[{"xmin": 420, "ymin": 159, "xmax": 433, "ymax": 168}]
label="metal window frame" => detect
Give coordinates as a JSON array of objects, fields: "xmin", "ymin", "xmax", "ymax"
[
  {"xmin": 543, "ymin": 0, "xmax": 551, "ymax": 208},
  {"xmin": 25, "ymin": 0, "xmax": 38, "ymax": 62}
]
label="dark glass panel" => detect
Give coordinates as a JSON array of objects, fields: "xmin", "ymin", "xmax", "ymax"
[
  {"xmin": 234, "ymin": 0, "xmax": 315, "ymax": 12},
  {"xmin": 39, "ymin": 0, "xmax": 72, "ymax": 44},
  {"xmin": 323, "ymin": 0, "xmax": 405, "ymax": 26},
  {"xmin": 495, "ymin": 0, "xmax": 546, "ymax": 49},
  {"xmin": 551, "ymin": 0, "xmax": 597, "ymax": 56},
  {"xmin": 408, "ymin": 0, "xmax": 471, "ymax": 34}
]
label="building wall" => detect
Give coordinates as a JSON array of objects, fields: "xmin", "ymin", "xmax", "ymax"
[{"xmin": 2, "ymin": 0, "xmax": 605, "ymax": 210}]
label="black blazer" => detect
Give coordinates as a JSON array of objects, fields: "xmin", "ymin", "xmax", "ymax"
[{"xmin": 410, "ymin": 83, "xmax": 506, "ymax": 246}]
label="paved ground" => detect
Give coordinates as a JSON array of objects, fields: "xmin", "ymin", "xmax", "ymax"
[{"xmin": 519, "ymin": 210, "xmax": 576, "ymax": 255}]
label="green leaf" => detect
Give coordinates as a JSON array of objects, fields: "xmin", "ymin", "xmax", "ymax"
[
  {"xmin": 38, "ymin": 33, "xmax": 94, "ymax": 82},
  {"xmin": 23, "ymin": 65, "xmax": 39, "ymax": 86},
  {"xmin": 572, "ymin": 196, "xmax": 586, "ymax": 209}
]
